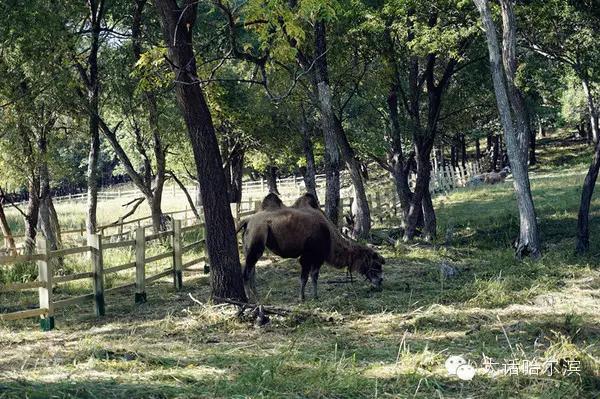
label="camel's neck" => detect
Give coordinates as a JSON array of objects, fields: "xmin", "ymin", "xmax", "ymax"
[{"xmin": 326, "ymin": 233, "xmax": 359, "ymax": 270}]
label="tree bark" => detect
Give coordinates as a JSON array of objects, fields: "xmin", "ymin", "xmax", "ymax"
[
  {"xmin": 581, "ymin": 74, "xmax": 599, "ymax": 144},
  {"xmin": 0, "ymin": 201, "xmax": 16, "ymax": 256},
  {"xmin": 299, "ymin": 115, "xmax": 318, "ymax": 201},
  {"xmin": 450, "ymin": 141, "xmax": 457, "ymax": 168},
  {"xmin": 529, "ymin": 124, "xmax": 537, "ymax": 165},
  {"xmin": 154, "ymin": 0, "xmax": 246, "ymax": 301},
  {"xmin": 474, "ymin": 0, "xmax": 541, "ymax": 258},
  {"xmin": 492, "ymin": 135, "xmax": 500, "ymax": 171},
  {"xmin": 475, "ymin": 138, "xmax": 481, "ymax": 160},
  {"xmin": 82, "ymin": 0, "xmax": 105, "ymax": 235},
  {"xmin": 265, "ymin": 165, "xmax": 280, "ymax": 195},
  {"xmin": 24, "ymin": 177, "xmax": 40, "ymax": 254},
  {"xmin": 385, "ymin": 84, "xmax": 412, "ymax": 223},
  {"xmin": 37, "ymin": 133, "xmax": 62, "ymax": 252},
  {"xmin": 403, "ymin": 138, "xmax": 434, "ymax": 241},
  {"xmin": 576, "ymin": 142, "xmax": 600, "ymax": 253},
  {"xmin": 460, "ymin": 134, "xmax": 467, "ymax": 167},
  {"xmin": 228, "ymin": 145, "xmax": 244, "ymax": 203},
  {"xmin": 314, "ymin": 20, "xmax": 371, "ymax": 236}
]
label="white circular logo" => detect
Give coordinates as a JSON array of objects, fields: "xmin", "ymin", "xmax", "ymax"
[
  {"xmin": 445, "ymin": 355, "xmax": 467, "ymax": 375},
  {"xmin": 456, "ymin": 364, "xmax": 476, "ymax": 381}
]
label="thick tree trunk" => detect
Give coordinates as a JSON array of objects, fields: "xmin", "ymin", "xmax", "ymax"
[
  {"xmin": 0, "ymin": 202, "xmax": 16, "ymax": 256},
  {"xmin": 474, "ymin": 0, "xmax": 541, "ymax": 258},
  {"xmin": 475, "ymin": 138, "xmax": 481, "ymax": 160},
  {"xmin": 265, "ymin": 165, "xmax": 280, "ymax": 195},
  {"xmin": 155, "ymin": 0, "xmax": 246, "ymax": 301},
  {"xmin": 300, "ymin": 119, "xmax": 318, "ymax": 201}
]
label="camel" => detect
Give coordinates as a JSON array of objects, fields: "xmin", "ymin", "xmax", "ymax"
[{"xmin": 237, "ymin": 193, "xmax": 385, "ymax": 301}]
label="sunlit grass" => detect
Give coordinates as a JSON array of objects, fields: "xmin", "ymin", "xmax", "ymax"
[{"xmin": 0, "ymin": 130, "xmax": 599, "ymax": 398}]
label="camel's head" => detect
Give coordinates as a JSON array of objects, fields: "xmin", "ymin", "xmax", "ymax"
[{"xmin": 353, "ymin": 245, "xmax": 385, "ymax": 290}]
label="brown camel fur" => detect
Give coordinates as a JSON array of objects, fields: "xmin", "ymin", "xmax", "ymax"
[{"xmin": 237, "ymin": 193, "xmax": 384, "ymax": 301}]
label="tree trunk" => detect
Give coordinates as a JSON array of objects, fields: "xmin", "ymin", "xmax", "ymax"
[
  {"xmin": 403, "ymin": 140, "xmax": 434, "ymax": 241},
  {"xmin": 529, "ymin": 124, "xmax": 537, "ymax": 166},
  {"xmin": 154, "ymin": 0, "xmax": 246, "ymax": 301},
  {"xmin": 228, "ymin": 146, "xmax": 244, "ymax": 203},
  {"xmin": 492, "ymin": 135, "xmax": 500, "ymax": 171},
  {"xmin": 335, "ymin": 116, "xmax": 371, "ymax": 238},
  {"xmin": 38, "ymin": 134, "xmax": 61, "ymax": 252},
  {"xmin": 24, "ymin": 177, "xmax": 40, "ymax": 254},
  {"xmin": 538, "ymin": 117, "xmax": 546, "ymax": 138},
  {"xmin": 313, "ymin": 20, "xmax": 342, "ymax": 226},
  {"xmin": 421, "ymin": 188, "xmax": 436, "ymax": 241},
  {"xmin": 265, "ymin": 165, "xmax": 280, "ymax": 195},
  {"xmin": 313, "ymin": 20, "xmax": 370, "ymax": 237},
  {"xmin": 450, "ymin": 142, "xmax": 457, "ymax": 168},
  {"xmin": 300, "ymin": 118, "xmax": 318, "ymax": 201},
  {"xmin": 474, "ymin": 0, "xmax": 541, "ymax": 258},
  {"xmin": 581, "ymin": 75, "xmax": 599, "ymax": 144},
  {"xmin": 0, "ymin": 201, "xmax": 16, "ymax": 256},
  {"xmin": 575, "ymin": 72, "xmax": 600, "ymax": 253},
  {"xmin": 475, "ymin": 138, "xmax": 481, "ymax": 160},
  {"xmin": 84, "ymin": 0, "xmax": 103, "ymax": 235},
  {"xmin": 386, "ymin": 84, "xmax": 412, "ymax": 225},
  {"xmin": 460, "ymin": 134, "xmax": 467, "ymax": 167},
  {"xmin": 576, "ymin": 142, "xmax": 600, "ymax": 253}
]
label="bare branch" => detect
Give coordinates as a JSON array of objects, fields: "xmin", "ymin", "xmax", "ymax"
[{"xmin": 167, "ymin": 171, "xmax": 201, "ymax": 220}]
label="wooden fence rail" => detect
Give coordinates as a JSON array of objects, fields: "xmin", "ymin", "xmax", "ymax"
[{"xmin": 0, "ymin": 219, "xmax": 206, "ymax": 330}]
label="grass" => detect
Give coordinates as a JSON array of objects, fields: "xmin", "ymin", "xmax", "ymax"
[{"xmin": 0, "ymin": 130, "xmax": 599, "ymax": 398}]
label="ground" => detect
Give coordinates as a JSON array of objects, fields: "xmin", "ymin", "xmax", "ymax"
[{"xmin": 1, "ymin": 131, "xmax": 599, "ymax": 398}]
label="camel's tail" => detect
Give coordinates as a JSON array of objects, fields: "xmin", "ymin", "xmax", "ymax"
[{"xmin": 235, "ymin": 219, "xmax": 249, "ymax": 235}]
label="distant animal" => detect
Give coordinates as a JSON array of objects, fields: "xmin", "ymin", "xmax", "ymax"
[
  {"xmin": 236, "ymin": 193, "xmax": 385, "ymax": 301},
  {"xmin": 467, "ymin": 166, "xmax": 511, "ymax": 187}
]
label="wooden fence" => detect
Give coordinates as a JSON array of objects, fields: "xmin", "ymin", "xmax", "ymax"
[{"xmin": 0, "ymin": 219, "xmax": 205, "ymax": 330}]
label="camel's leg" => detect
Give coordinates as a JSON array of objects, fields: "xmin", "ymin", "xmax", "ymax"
[
  {"xmin": 310, "ymin": 265, "xmax": 321, "ymax": 299},
  {"xmin": 299, "ymin": 256, "xmax": 311, "ymax": 302},
  {"xmin": 243, "ymin": 239, "xmax": 265, "ymax": 302}
]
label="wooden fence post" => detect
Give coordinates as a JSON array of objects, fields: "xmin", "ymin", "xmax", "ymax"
[
  {"xmin": 134, "ymin": 227, "xmax": 146, "ymax": 304},
  {"xmin": 117, "ymin": 217, "xmax": 123, "ymax": 239},
  {"xmin": 37, "ymin": 237, "xmax": 54, "ymax": 331},
  {"xmin": 172, "ymin": 220, "xmax": 183, "ymax": 290},
  {"xmin": 88, "ymin": 234, "xmax": 105, "ymax": 316}
]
